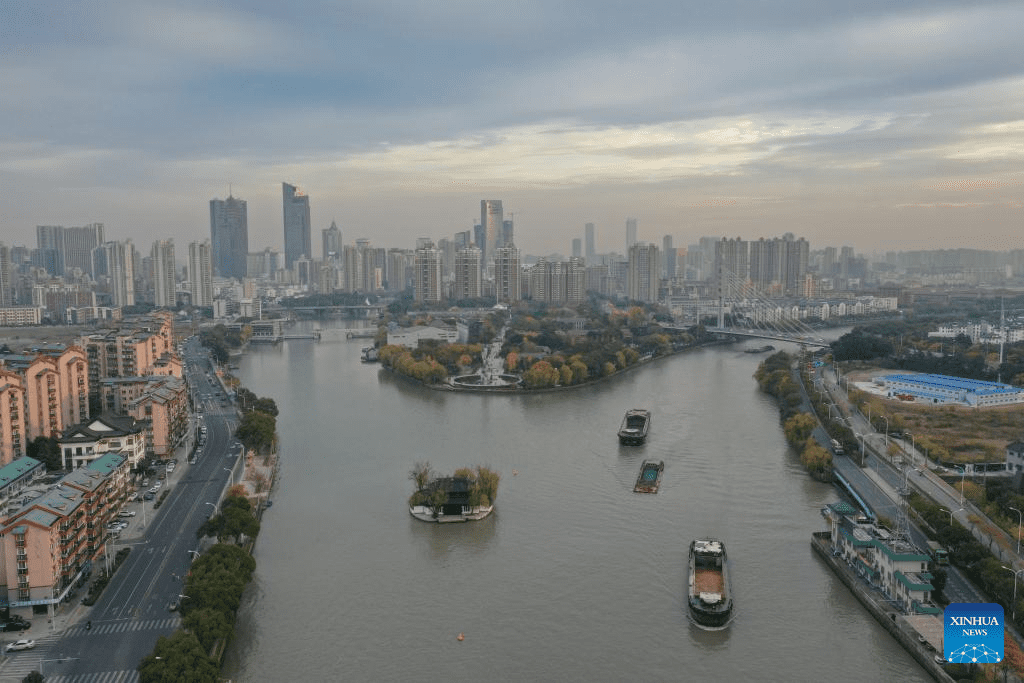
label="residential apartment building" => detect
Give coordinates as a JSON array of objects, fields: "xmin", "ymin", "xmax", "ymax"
[
  {"xmin": 494, "ymin": 244, "xmax": 521, "ymax": 303},
  {"xmin": 0, "ymin": 452, "xmax": 130, "ymax": 609},
  {"xmin": 77, "ymin": 313, "xmax": 177, "ymax": 402},
  {"xmin": 627, "ymin": 243, "xmax": 659, "ymax": 303},
  {"xmin": 59, "ymin": 415, "xmax": 146, "ymax": 469},
  {"xmin": 453, "ymin": 246, "xmax": 482, "ymax": 300},
  {"xmin": 188, "ymin": 240, "xmax": 213, "ymax": 307},
  {"xmin": 0, "ymin": 345, "xmax": 89, "ymax": 462},
  {"xmin": 210, "ymin": 194, "xmax": 248, "ymax": 280},
  {"xmin": 98, "ymin": 376, "xmax": 188, "ymax": 456},
  {"xmin": 414, "ymin": 243, "xmax": 443, "ymax": 305},
  {"xmin": 151, "ymin": 240, "xmax": 176, "ymax": 308}
]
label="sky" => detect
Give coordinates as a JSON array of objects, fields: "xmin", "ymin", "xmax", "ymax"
[{"xmin": 1, "ymin": 0, "xmax": 1023, "ymax": 258}]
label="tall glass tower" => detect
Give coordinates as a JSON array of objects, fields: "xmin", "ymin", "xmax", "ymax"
[{"xmin": 283, "ymin": 183, "xmax": 312, "ymax": 270}]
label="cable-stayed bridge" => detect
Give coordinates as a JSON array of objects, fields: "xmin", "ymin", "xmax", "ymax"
[{"xmin": 667, "ymin": 267, "xmax": 832, "ymax": 348}]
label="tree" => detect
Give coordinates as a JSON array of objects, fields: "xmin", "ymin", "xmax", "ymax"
[
  {"xmin": 428, "ymin": 486, "xmax": 448, "ymax": 518},
  {"xmin": 409, "ymin": 461, "xmax": 433, "ymax": 491},
  {"xmin": 235, "ymin": 411, "xmax": 276, "ymax": 453},
  {"xmin": 182, "ymin": 606, "xmax": 233, "ymax": 654},
  {"xmin": 138, "ymin": 630, "xmax": 219, "ymax": 683},
  {"xmin": 197, "ymin": 496, "xmax": 260, "ymax": 544},
  {"xmin": 252, "ymin": 397, "xmax": 278, "ymax": 417},
  {"xmin": 22, "ymin": 673, "xmax": 44, "ymax": 683},
  {"xmin": 26, "ymin": 436, "xmax": 62, "ymax": 471}
]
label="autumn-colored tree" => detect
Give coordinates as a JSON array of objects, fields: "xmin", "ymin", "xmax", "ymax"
[
  {"xmin": 783, "ymin": 412, "xmax": 818, "ymax": 447},
  {"xmin": 505, "ymin": 352, "xmax": 519, "ymax": 371},
  {"xmin": 559, "ymin": 365, "xmax": 572, "ymax": 385},
  {"xmin": 523, "ymin": 360, "xmax": 559, "ymax": 388},
  {"xmin": 627, "ymin": 306, "xmax": 646, "ymax": 327},
  {"xmin": 603, "ymin": 361, "xmax": 617, "ymax": 377}
]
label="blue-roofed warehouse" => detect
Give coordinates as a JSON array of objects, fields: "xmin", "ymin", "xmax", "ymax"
[{"xmin": 874, "ymin": 373, "xmax": 1024, "ymax": 407}]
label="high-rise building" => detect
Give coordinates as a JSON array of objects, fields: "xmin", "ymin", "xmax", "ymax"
[
  {"xmin": 625, "ymin": 218, "xmax": 638, "ymax": 253},
  {"xmin": 454, "ymin": 246, "xmax": 482, "ymax": 300},
  {"xmin": 481, "ymin": 200, "xmax": 503, "ymax": 264},
  {"xmin": 283, "ymin": 183, "xmax": 312, "ymax": 270},
  {"xmin": 414, "ymin": 242, "xmax": 442, "ymax": 304},
  {"xmin": 572, "ymin": 238, "xmax": 582, "ymax": 258},
  {"xmin": 627, "ymin": 242, "xmax": 659, "ymax": 303},
  {"xmin": 188, "ymin": 240, "xmax": 213, "ymax": 307},
  {"xmin": 585, "ymin": 223, "xmax": 596, "ymax": 262},
  {"xmin": 714, "ymin": 237, "xmax": 749, "ymax": 299},
  {"xmin": 322, "ymin": 221, "xmax": 342, "ymax": 262},
  {"xmin": 151, "ymin": 240, "xmax": 176, "ymax": 308},
  {"xmin": 35, "ymin": 223, "xmax": 104, "ymax": 277},
  {"xmin": 0, "ymin": 242, "xmax": 11, "ymax": 307},
  {"xmin": 662, "ymin": 235, "xmax": 674, "ymax": 278},
  {"xmin": 502, "ymin": 218, "xmax": 514, "ymax": 250},
  {"xmin": 494, "ymin": 244, "xmax": 521, "ymax": 303},
  {"xmin": 209, "ymin": 194, "xmax": 248, "ymax": 280},
  {"xmin": 104, "ymin": 240, "xmax": 135, "ymax": 307}
]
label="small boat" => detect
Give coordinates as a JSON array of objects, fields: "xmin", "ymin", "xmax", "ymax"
[
  {"xmin": 743, "ymin": 344, "xmax": 775, "ymax": 354},
  {"xmin": 687, "ymin": 538, "xmax": 733, "ymax": 628},
  {"xmin": 617, "ymin": 409, "xmax": 651, "ymax": 445},
  {"xmin": 361, "ymin": 347, "xmax": 379, "ymax": 362},
  {"xmin": 633, "ymin": 460, "xmax": 664, "ymax": 493}
]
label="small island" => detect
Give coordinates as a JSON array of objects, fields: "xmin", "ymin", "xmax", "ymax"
[{"xmin": 408, "ymin": 462, "xmax": 500, "ymax": 522}]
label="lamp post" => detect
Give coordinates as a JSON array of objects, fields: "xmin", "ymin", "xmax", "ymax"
[
  {"xmin": 223, "ymin": 467, "xmax": 234, "ymax": 487},
  {"xmin": 1011, "ymin": 507, "xmax": 1023, "ymax": 555},
  {"xmin": 905, "ymin": 431, "xmax": 916, "ymax": 468},
  {"xmin": 879, "ymin": 416, "xmax": 889, "ymax": 449},
  {"xmin": 205, "ymin": 502, "xmax": 219, "ymax": 516},
  {"xmin": 828, "ymin": 403, "xmax": 838, "ymax": 419},
  {"xmin": 855, "ymin": 433, "xmax": 866, "ymax": 466},
  {"xmin": 939, "ymin": 507, "xmax": 959, "ymax": 525},
  {"xmin": 188, "ymin": 549, "xmax": 201, "ymax": 561},
  {"xmin": 1003, "ymin": 566, "xmax": 1024, "ymax": 622},
  {"xmin": 960, "ymin": 467, "xmax": 967, "ymax": 506}
]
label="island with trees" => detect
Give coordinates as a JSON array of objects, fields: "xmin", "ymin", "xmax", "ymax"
[{"xmin": 408, "ymin": 462, "xmax": 500, "ymax": 522}]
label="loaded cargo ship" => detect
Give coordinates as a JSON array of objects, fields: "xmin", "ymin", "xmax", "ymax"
[{"xmin": 687, "ymin": 538, "xmax": 733, "ymax": 628}]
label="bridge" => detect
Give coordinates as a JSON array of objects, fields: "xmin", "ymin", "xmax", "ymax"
[{"xmin": 668, "ymin": 266, "xmax": 832, "ymax": 348}]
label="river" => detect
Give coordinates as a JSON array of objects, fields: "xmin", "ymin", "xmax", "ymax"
[{"xmin": 222, "ymin": 322, "xmax": 931, "ymax": 682}]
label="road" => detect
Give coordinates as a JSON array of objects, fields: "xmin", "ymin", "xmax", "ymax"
[{"xmin": 0, "ymin": 338, "xmax": 240, "ymax": 682}]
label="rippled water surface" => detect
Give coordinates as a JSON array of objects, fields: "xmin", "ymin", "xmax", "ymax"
[{"xmin": 223, "ymin": 324, "xmax": 930, "ymax": 682}]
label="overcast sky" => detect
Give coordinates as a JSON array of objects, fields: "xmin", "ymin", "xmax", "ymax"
[{"xmin": 2, "ymin": 0, "xmax": 1022, "ymax": 258}]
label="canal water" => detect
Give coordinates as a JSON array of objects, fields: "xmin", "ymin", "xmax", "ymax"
[{"xmin": 222, "ymin": 323, "xmax": 930, "ymax": 682}]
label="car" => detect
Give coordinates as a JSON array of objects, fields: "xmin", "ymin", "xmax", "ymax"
[
  {"xmin": 143, "ymin": 492, "xmax": 156, "ymax": 501},
  {"xmin": 141, "ymin": 480, "xmax": 150, "ymax": 487},
  {"xmin": 153, "ymin": 481, "xmax": 163, "ymax": 490},
  {"xmin": 127, "ymin": 492, "xmax": 139, "ymax": 502},
  {"xmin": 1, "ymin": 621, "xmax": 30, "ymax": 632},
  {"xmin": 166, "ymin": 463, "xmax": 175, "ymax": 473},
  {"xmin": 118, "ymin": 510, "xmax": 136, "ymax": 517},
  {"xmin": 5, "ymin": 639, "xmax": 35, "ymax": 651}
]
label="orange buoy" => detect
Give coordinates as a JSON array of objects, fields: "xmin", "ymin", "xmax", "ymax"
[{"xmin": 457, "ymin": 632, "xmax": 464, "ymax": 641}]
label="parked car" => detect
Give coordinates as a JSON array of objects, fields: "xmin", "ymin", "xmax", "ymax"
[
  {"xmin": 143, "ymin": 492, "xmax": 156, "ymax": 501},
  {"xmin": 127, "ymin": 492, "xmax": 139, "ymax": 502},
  {"xmin": 5, "ymin": 639, "xmax": 35, "ymax": 651},
  {"xmin": 118, "ymin": 510, "xmax": 136, "ymax": 517},
  {"xmin": 1, "ymin": 621, "xmax": 31, "ymax": 632}
]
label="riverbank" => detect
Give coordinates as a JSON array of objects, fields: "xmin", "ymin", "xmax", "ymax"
[{"xmin": 811, "ymin": 533, "xmax": 955, "ymax": 683}]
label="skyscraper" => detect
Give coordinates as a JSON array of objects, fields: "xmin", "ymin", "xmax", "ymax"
[
  {"xmin": 0, "ymin": 242, "xmax": 11, "ymax": 306},
  {"xmin": 151, "ymin": 240, "xmax": 176, "ymax": 308},
  {"xmin": 283, "ymin": 183, "xmax": 312, "ymax": 270},
  {"xmin": 210, "ymin": 194, "xmax": 248, "ymax": 280},
  {"xmin": 572, "ymin": 238, "xmax": 582, "ymax": 258},
  {"xmin": 662, "ymin": 235, "xmax": 675, "ymax": 278},
  {"xmin": 322, "ymin": 220, "xmax": 342, "ymax": 262},
  {"xmin": 585, "ymin": 223, "xmax": 596, "ymax": 262},
  {"xmin": 625, "ymin": 218, "xmax": 638, "ymax": 253},
  {"xmin": 627, "ymin": 242, "xmax": 659, "ymax": 303},
  {"xmin": 35, "ymin": 223, "xmax": 104, "ymax": 277},
  {"xmin": 480, "ymin": 200, "xmax": 503, "ymax": 264},
  {"xmin": 188, "ymin": 240, "xmax": 213, "ymax": 307},
  {"xmin": 714, "ymin": 237, "xmax": 749, "ymax": 299}
]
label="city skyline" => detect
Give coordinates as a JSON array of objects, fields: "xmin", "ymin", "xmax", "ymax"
[{"xmin": 2, "ymin": 2, "xmax": 1022, "ymax": 255}]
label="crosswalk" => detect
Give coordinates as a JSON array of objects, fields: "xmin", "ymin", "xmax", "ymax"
[
  {"xmin": 64, "ymin": 617, "xmax": 180, "ymax": 638},
  {"xmin": 0, "ymin": 618, "xmax": 180, "ymax": 681},
  {"xmin": 17, "ymin": 671, "xmax": 140, "ymax": 683}
]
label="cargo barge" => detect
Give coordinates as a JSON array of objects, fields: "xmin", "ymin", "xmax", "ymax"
[
  {"xmin": 687, "ymin": 538, "xmax": 733, "ymax": 628},
  {"xmin": 633, "ymin": 460, "xmax": 664, "ymax": 493},
  {"xmin": 617, "ymin": 409, "xmax": 651, "ymax": 445}
]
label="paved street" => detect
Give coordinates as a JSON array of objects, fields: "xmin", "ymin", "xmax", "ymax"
[{"xmin": 0, "ymin": 338, "xmax": 239, "ymax": 682}]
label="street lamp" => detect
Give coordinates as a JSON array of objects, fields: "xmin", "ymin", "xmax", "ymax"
[
  {"xmin": 1003, "ymin": 566, "xmax": 1024, "ymax": 622},
  {"xmin": 960, "ymin": 467, "xmax": 967, "ymax": 506},
  {"xmin": 879, "ymin": 416, "xmax": 889, "ymax": 449},
  {"xmin": 223, "ymin": 467, "xmax": 234, "ymax": 486},
  {"xmin": 828, "ymin": 403, "xmax": 838, "ymax": 419},
  {"xmin": 1011, "ymin": 507, "xmax": 1023, "ymax": 555},
  {"xmin": 905, "ymin": 431, "xmax": 916, "ymax": 468},
  {"xmin": 854, "ymin": 433, "xmax": 866, "ymax": 465},
  {"xmin": 188, "ymin": 549, "xmax": 201, "ymax": 561},
  {"xmin": 205, "ymin": 502, "xmax": 219, "ymax": 516},
  {"xmin": 939, "ymin": 507, "xmax": 958, "ymax": 525}
]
